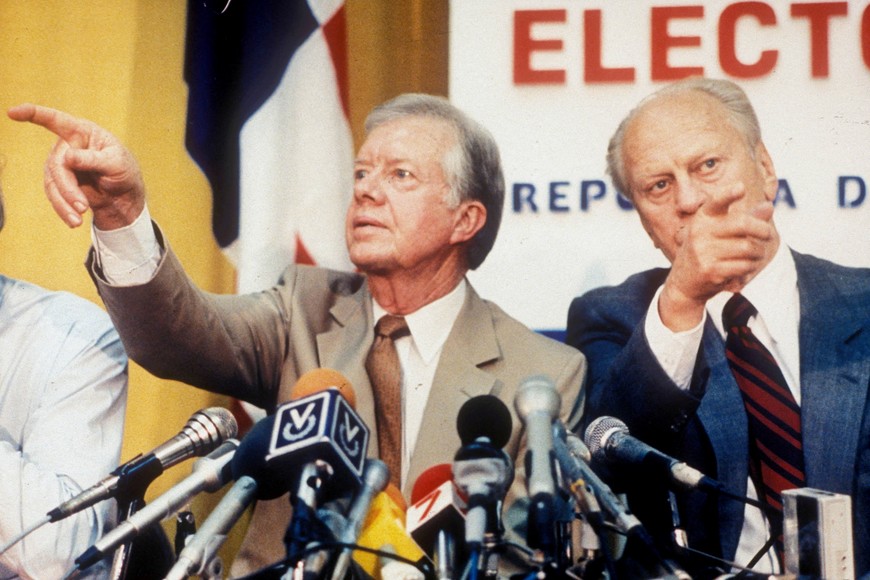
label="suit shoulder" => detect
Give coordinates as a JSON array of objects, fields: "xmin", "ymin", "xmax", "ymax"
[
  {"xmin": 277, "ymin": 264, "xmax": 365, "ymax": 297},
  {"xmin": 574, "ymin": 267, "xmax": 669, "ymax": 305},
  {"xmin": 793, "ymin": 251, "xmax": 870, "ymax": 304},
  {"xmin": 568, "ymin": 267, "xmax": 668, "ymax": 322},
  {"xmin": 482, "ymin": 298, "xmax": 581, "ymax": 361}
]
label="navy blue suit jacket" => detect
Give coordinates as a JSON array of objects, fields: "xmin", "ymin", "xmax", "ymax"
[{"xmin": 566, "ymin": 250, "xmax": 870, "ymax": 575}]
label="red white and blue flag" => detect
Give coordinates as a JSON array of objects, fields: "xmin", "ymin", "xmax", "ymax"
[
  {"xmin": 184, "ymin": 0, "xmax": 353, "ymax": 294},
  {"xmin": 184, "ymin": 0, "xmax": 354, "ymax": 427}
]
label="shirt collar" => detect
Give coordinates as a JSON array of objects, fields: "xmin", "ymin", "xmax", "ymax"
[
  {"xmin": 372, "ymin": 279, "xmax": 467, "ymax": 364},
  {"xmin": 708, "ymin": 242, "xmax": 798, "ymax": 342}
]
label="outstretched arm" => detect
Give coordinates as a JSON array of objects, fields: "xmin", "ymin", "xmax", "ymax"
[{"xmin": 8, "ymin": 103, "xmax": 145, "ymax": 230}]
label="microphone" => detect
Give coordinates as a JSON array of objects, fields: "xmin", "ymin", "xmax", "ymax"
[
  {"xmin": 406, "ymin": 464, "xmax": 467, "ymax": 578},
  {"xmin": 584, "ymin": 416, "xmax": 722, "ymax": 493},
  {"xmin": 354, "ymin": 484, "xmax": 430, "ymax": 579},
  {"xmin": 552, "ymin": 422, "xmax": 643, "ymax": 535},
  {"xmin": 453, "ymin": 394, "xmax": 513, "ymax": 560},
  {"xmin": 73, "ymin": 439, "xmax": 239, "ymax": 573},
  {"xmin": 275, "ymin": 370, "xmax": 369, "ymax": 561},
  {"xmin": 272, "ymin": 370, "xmax": 370, "ymax": 496},
  {"xmin": 48, "ymin": 407, "xmax": 238, "ymax": 522},
  {"xmin": 554, "ymin": 424, "xmax": 689, "ymax": 579},
  {"xmin": 164, "ymin": 475, "xmax": 257, "ymax": 580},
  {"xmin": 513, "ymin": 375, "xmax": 560, "ymax": 553},
  {"xmin": 227, "ymin": 368, "xmax": 370, "ymax": 568},
  {"xmin": 330, "ymin": 458, "xmax": 390, "ymax": 580}
]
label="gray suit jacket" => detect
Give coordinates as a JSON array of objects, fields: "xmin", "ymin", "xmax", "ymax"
[
  {"xmin": 89, "ymin": 228, "xmax": 586, "ymax": 575},
  {"xmin": 566, "ymin": 250, "xmax": 870, "ymax": 575}
]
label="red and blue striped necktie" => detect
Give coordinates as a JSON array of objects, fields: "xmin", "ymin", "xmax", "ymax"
[{"xmin": 722, "ymin": 293, "xmax": 805, "ymax": 561}]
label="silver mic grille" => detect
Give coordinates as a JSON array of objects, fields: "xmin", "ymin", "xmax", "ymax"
[
  {"xmin": 183, "ymin": 407, "xmax": 239, "ymax": 456},
  {"xmin": 584, "ymin": 415, "xmax": 628, "ymax": 457}
]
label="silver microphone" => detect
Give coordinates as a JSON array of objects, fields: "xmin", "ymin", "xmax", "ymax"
[
  {"xmin": 73, "ymin": 439, "xmax": 239, "ymax": 573},
  {"xmin": 48, "ymin": 407, "xmax": 238, "ymax": 522}
]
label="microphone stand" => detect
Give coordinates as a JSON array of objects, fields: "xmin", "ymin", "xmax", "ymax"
[
  {"xmin": 108, "ymin": 458, "xmax": 165, "ymax": 580},
  {"xmin": 282, "ymin": 461, "xmax": 334, "ymax": 577}
]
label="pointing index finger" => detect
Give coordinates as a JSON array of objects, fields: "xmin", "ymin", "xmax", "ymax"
[{"xmin": 8, "ymin": 103, "xmax": 92, "ymax": 143}]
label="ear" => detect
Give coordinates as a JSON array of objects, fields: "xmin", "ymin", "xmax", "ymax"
[
  {"xmin": 755, "ymin": 142, "xmax": 778, "ymax": 202},
  {"xmin": 449, "ymin": 200, "xmax": 487, "ymax": 245}
]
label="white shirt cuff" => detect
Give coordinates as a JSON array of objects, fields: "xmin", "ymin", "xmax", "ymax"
[
  {"xmin": 643, "ymin": 285, "xmax": 706, "ymax": 391},
  {"xmin": 90, "ymin": 205, "xmax": 161, "ymax": 286}
]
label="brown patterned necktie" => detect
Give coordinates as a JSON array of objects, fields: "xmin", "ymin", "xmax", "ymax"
[
  {"xmin": 366, "ymin": 315, "xmax": 410, "ymax": 488},
  {"xmin": 722, "ymin": 293, "xmax": 805, "ymax": 563}
]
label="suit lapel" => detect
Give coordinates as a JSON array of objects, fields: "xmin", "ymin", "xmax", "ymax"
[
  {"xmin": 405, "ymin": 285, "xmax": 501, "ymax": 492},
  {"xmin": 794, "ymin": 252, "xmax": 870, "ymax": 492},
  {"xmin": 697, "ymin": 322, "xmax": 750, "ymax": 558},
  {"xmin": 315, "ymin": 280, "xmax": 380, "ymax": 447}
]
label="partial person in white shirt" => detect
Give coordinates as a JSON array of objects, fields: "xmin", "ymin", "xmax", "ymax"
[{"xmin": 0, "ymin": 185, "xmax": 127, "ymax": 579}]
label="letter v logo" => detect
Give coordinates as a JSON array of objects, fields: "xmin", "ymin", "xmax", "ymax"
[{"xmin": 290, "ymin": 403, "xmax": 315, "ymax": 430}]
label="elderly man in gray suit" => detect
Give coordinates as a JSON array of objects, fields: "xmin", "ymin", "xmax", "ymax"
[{"xmin": 12, "ymin": 94, "xmax": 586, "ymax": 576}]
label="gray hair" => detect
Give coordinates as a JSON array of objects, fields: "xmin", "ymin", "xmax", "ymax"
[
  {"xmin": 365, "ymin": 93, "xmax": 504, "ymax": 270},
  {"xmin": 606, "ymin": 77, "xmax": 762, "ymax": 199}
]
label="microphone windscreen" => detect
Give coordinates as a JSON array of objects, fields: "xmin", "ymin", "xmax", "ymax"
[
  {"xmin": 355, "ymin": 489, "xmax": 426, "ymax": 576},
  {"xmin": 230, "ymin": 416, "xmax": 287, "ymax": 499},
  {"xmin": 410, "ymin": 463, "xmax": 453, "ymax": 505},
  {"xmin": 290, "ymin": 368, "xmax": 356, "ymax": 408},
  {"xmin": 456, "ymin": 395, "xmax": 512, "ymax": 448},
  {"xmin": 384, "ymin": 483, "xmax": 407, "ymax": 514}
]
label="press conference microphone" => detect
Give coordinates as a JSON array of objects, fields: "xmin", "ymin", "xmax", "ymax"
[
  {"xmin": 49, "ymin": 407, "xmax": 238, "ymax": 523},
  {"xmin": 406, "ymin": 464, "xmax": 467, "ymax": 579},
  {"xmin": 556, "ymin": 424, "xmax": 690, "ymax": 579},
  {"xmin": 164, "ymin": 475, "xmax": 257, "ymax": 580},
  {"xmin": 330, "ymin": 458, "xmax": 390, "ymax": 580},
  {"xmin": 73, "ymin": 439, "xmax": 239, "ymax": 573},
  {"xmin": 355, "ymin": 484, "xmax": 431, "ymax": 579},
  {"xmin": 585, "ymin": 416, "xmax": 722, "ymax": 493},
  {"xmin": 281, "ymin": 371, "xmax": 370, "ymax": 563},
  {"xmin": 552, "ymin": 422, "xmax": 643, "ymax": 535},
  {"xmin": 277, "ymin": 368, "xmax": 369, "ymax": 496},
  {"xmin": 514, "ymin": 375, "xmax": 560, "ymax": 553},
  {"xmin": 453, "ymin": 395, "xmax": 513, "ymax": 554}
]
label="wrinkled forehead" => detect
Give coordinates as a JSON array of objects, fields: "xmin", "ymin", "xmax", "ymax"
[
  {"xmin": 357, "ymin": 115, "xmax": 459, "ymax": 185},
  {"xmin": 627, "ymin": 90, "xmax": 730, "ymax": 142}
]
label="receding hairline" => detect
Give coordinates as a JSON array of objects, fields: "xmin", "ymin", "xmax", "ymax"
[{"xmin": 609, "ymin": 79, "xmax": 762, "ymax": 198}]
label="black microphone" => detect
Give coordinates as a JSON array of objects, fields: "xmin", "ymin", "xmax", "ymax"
[
  {"xmin": 406, "ymin": 463, "xmax": 467, "ymax": 575},
  {"xmin": 453, "ymin": 395, "xmax": 513, "ymax": 552},
  {"xmin": 584, "ymin": 416, "xmax": 722, "ymax": 493},
  {"xmin": 559, "ymin": 424, "xmax": 691, "ymax": 579},
  {"xmin": 271, "ymin": 375, "xmax": 369, "ymax": 496},
  {"xmin": 73, "ymin": 439, "xmax": 239, "ymax": 572},
  {"xmin": 48, "ymin": 407, "xmax": 237, "ymax": 523},
  {"xmin": 513, "ymin": 375, "xmax": 561, "ymax": 554}
]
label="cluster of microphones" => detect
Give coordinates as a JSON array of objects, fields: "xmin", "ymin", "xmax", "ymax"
[{"xmin": 0, "ymin": 369, "xmax": 828, "ymax": 579}]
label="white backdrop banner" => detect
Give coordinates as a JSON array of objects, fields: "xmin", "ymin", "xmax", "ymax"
[{"xmin": 450, "ymin": 0, "xmax": 870, "ymax": 335}]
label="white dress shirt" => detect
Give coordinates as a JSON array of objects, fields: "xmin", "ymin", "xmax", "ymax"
[
  {"xmin": 0, "ymin": 276, "xmax": 127, "ymax": 579},
  {"xmin": 643, "ymin": 242, "xmax": 800, "ymax": 573}
]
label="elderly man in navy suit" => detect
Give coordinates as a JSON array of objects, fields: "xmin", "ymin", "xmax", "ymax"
[{"xmin": 567, "ymin": 77, "xmax": 870, "ymax": 577}]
